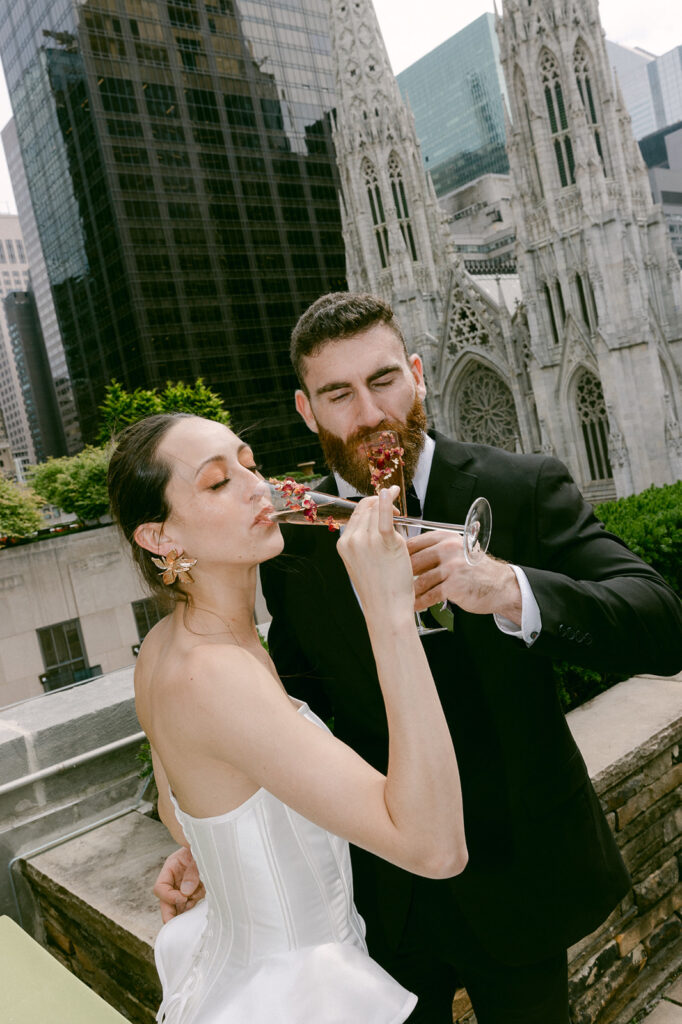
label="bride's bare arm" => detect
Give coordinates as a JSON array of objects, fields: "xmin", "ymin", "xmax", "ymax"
[{"xmin": 159, "ymin": 491, "xmax": 467, "ymax": 879}]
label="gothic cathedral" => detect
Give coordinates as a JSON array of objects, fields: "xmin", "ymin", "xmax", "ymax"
[{"xmin": 329, "ymin": 0, "xmax": 682, "ymax": 499}]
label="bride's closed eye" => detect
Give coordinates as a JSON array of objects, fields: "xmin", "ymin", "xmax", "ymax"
[{"xmin": 209, "ymin": 465, "xmax": 261, "ymax": 490}]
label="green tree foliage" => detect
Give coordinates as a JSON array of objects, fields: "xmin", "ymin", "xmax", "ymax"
[
  {"xmin": 28, "ymin": 447, "xmax": 110, "ymax": 523},
  {"xmin": 555, "ymin": 480, "xmax": 681, "ymax": 712},
  {"xmin": 96, "ymin": 378, "xmax": 230, "ymax": 444},
  {"xmin": 0, "ymin": 476, "xmax": 45, "ymax": 537}
]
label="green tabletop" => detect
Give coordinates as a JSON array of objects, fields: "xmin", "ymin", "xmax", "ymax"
[{"xmin": 0, "ymin": 915, "xmax": 128, "ymax": 1023}]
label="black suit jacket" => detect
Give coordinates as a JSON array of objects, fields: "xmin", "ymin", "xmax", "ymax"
[{"xmin": 260, "ymin": 433, "xmax": 682, "ymax": 966}]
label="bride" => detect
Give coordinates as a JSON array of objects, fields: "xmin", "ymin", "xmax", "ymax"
[{"xmin": 107, "ymin": 412, "xmax": 467, "ymax": 1023}]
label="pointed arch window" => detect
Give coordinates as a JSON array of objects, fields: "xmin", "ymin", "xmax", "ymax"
[
  {"xmin": 540, "ymin": 49, "xmax": 575, "ymax": 188},
  {"xmin": 575, "ymin": 271, "xmax": 599, "ymax": 331},
  {"xmin": 362, "ymin": 159, "xmax": 388, "ymax": 269},
  {"xmin": 388, "ymin": 154, "xmax": 418, "ymax": 261},
  {"xmin": 543, "ymin": 280, "xmax": 565, "ymax": 344},
  {"xmin": 575, "ymin": 368, "xmax": 612, "ymax": 480},
  {"xmin": 516, "ymin": 67, "xmax": 543, "ymax": 199},
  {"xmin": 574, "ymin": 42, "xmax": 607, "ymax": 173},
  {"xmin": 455, "ymin": 363, "xmax": 520, "ymax": 452}
]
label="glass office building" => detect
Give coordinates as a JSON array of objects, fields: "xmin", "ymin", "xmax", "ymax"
[
  {"xmin": 0, "ymin": 0, "xmax": 346, "ymax": 471},
  {"xmin": 396, "ymin": 14, "xmax": 510, "ymax": 197},
  {"xmin": 4, "ymin": 290, "xmax": 66, "ymax": 461}
]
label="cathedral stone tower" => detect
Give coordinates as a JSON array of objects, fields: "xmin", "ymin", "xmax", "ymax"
[
  {"xmin": 498, "ymin": 0, "xmax": 682, "ymax": 497},
  {"xmin": 327, "ymin": 0, "xmax": 449, "ymax": 375},
  {"xmin": 329, "ymin": 0, "xmax": 534, "ymax": 449}
]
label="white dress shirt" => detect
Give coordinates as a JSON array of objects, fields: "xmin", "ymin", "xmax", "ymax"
[{"xmin": 334, "ymin": 433, "xmax": 542, "ymax": 646}]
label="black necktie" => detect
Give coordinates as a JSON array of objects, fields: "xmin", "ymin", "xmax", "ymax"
[{"xmin": 405, "ymin": 484, "xmax": 422, "ymax": 519}]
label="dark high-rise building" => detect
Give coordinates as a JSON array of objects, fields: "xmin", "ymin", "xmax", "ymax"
[
  {"xmin": 3, "ymin": 117, "xmax": 82, "ymax": 456},
  {"xmin": 4, "ymin": 290, "xmax": 66, "ymax": 461},
  {"xmin": 0, "ymin": 0, "xmax": 346, "ymax": 471}
]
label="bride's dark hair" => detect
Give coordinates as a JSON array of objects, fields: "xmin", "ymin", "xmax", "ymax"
[{"xmin": 107, "ymin": 412, "xmax": 195, "ymax": 605}]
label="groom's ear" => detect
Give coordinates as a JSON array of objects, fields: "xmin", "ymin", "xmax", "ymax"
[
  {"xmin": 133, "ymin": 522, "xmax": 179, "ymax": 556},
  {"xmin": 295, "ymin": 389, "xmax": 319, "ymax": 434}
]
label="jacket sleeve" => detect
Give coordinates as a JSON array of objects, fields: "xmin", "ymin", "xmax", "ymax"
[{"xmin": 519, "ymin": 456, "xmax": 682, "ymax": 677}]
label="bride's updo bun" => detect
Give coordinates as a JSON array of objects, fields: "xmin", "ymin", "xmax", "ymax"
[{"xmin": 107, "ymin": 413, "xmax": 194, "ymax": 604}]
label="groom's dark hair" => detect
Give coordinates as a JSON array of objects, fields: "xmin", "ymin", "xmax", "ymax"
[{"xmin": 290, "ymin": 292, "xmax": 408, "ymax": 394}]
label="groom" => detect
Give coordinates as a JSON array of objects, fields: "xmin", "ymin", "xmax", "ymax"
[{"xmin": 158, "ymin": 293, "xmax": 682, "ymax": 1022}]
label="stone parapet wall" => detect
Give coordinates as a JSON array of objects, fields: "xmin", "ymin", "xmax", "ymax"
[
  {"xmin": 21, "ymin": 811, "xmax": 171, "ymax": 1024},
  {"xmin": 0, "ymin": 667, "xmax": 146, "ymax": 926},
  {"xmin": 564, "ymin": 674, "xmax": 682, "ymax": 1024},
  {"xmin": 10, "ymin": 672, "xmax": 682, "ymax": 1024}
]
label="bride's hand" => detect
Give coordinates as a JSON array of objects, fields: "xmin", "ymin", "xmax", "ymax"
[{"xmin": 337, "ymin": 486, "xmax": 414, "ymax": 618}]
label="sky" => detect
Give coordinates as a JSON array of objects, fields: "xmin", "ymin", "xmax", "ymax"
[{"xmin": 0, "ymin": 0, "xmax": 679, "ymax": 215}]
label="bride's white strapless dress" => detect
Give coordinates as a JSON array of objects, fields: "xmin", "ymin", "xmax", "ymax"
[{"xmin": 154, "ymin": 701, "xmax": 417, "ymax": 1023}]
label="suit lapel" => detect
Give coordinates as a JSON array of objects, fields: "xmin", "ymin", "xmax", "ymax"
[{"xmin": 423, "ymin": 431, "xmax": 479, "ymax": 528}]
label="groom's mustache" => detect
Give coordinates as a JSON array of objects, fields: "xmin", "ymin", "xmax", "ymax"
[{"xmin": 315, "ymin": 396, "xmax": 428, "ymax": 493}]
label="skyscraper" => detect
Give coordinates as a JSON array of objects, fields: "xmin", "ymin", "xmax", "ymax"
[
  {"xmin": 4, "ymin": 290, "xmax": 65, "ymax": 462},
  {"xmin": 396, "ymin": 14, "xmax": 510, "ymax": 197},
  {"xmin": 2, "ymin": 117, "xmax": 81, "ymax": 455},
  {"xmin": 605, "ymin": 41, "xmax": 657, "ymax": 140},
  {"xmin": 0, "ymin": 212, "xmax": 32, "ymax": 469},
  {"xmin": 0, "ymin": 0, "xmax": 346, "ymax": 471}
]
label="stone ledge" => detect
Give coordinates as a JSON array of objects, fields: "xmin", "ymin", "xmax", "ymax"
[
  {"xmin": 22, "ymin": 810, "xmax": 176, "ymax": 1023},
  {"xmin": 567, "ymin": 673, "xmax": 682, "ymax": 792},
  {"xmin": 14, "ymin": 671, "xmax": 682, "ymax": 1024}
]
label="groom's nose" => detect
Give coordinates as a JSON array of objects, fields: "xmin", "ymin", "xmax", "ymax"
[{"xmin": 353, "ymin": 388, "xmax": 385, "ymax": 430}]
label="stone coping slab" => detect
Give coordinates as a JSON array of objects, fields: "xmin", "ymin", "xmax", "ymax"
[
  {"xmin": 567, "ymin": 673, "xmax": 682, "ymax": 790},
  {"xmin": 25, "ymin": 808, "xmax": 173, "ymax": 950}
]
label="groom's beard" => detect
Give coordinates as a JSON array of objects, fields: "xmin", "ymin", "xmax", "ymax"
[{"xmin": 315, "ymin": 395, "xmax": 428, "ymax": 495}]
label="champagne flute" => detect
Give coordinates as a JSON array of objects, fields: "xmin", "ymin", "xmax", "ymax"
[
  {"xmin": 363, "ymin": 430, "xmax": 447, "ymax": 636},
  {"xmin": 263, "ymin": 475, "xmax": 492, "ymax": 563}
]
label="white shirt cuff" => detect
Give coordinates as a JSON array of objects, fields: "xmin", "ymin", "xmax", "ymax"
[{"xmin": 493, "ymin": 565, "xmax": 541, "ymax": 646}]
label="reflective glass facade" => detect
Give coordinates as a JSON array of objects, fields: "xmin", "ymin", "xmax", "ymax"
[
  {"xmin": 396, "ymin": 14, "xmax": 509, "ymax": 197},
  {"xmin": 4, "ymin": 290, "xmax": 66, "ymax": 461},
  {"xmin": 0, "ymin": 0, "xmax": 346, "ymax": 471}
]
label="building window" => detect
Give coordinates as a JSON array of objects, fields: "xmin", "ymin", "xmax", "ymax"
[
  {"xmin": 543, "ymin": 281, "xmax": 562, "ymax": 344},
  {"xmin": 132, "ymin": 597, "xmax": 166, "ymax": 654},
  {"xmin": 362, "ymin": 158, "xmax": 389, "ymax": 268},
  {"xmin": 516, "ymin": 67, "xmax": 543, "ymax": 200},
  {"xmin": 455, "ymin": 363, "xmax": 520, "ymax": 451},
  {"xmin": 575, "ymin": 369, "xmax": 612, "ymax": 481},
  {"xmin": 388, "ymin": 153, "xmax": 417, "ymax": 261},
  {"xmin": 575, "ymin": 271, "xmax": 598, "ymax": 330},
  {"xmin": 540, "ymin": 49, "xmax": 575, "ymax": 188},
  {"xmin": 574, "ymin": 42, "xmax": 606, "ymax": 173},
  {"xmin": 37, "ymin": 618, "xmax": 99, "ymax": 692}
]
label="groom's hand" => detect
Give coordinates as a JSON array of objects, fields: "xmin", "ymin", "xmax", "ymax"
[
  {"xmin": 154, "ymin": 846, "xmax": 205, "ymax": 923},
  {"xmin": 407, "ymin": 531, "xmax": 522, "ymax": 623}
]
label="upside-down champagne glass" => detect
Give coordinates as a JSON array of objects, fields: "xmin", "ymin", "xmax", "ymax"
[{"xmin": 262, "ymin": 471, "xmax": 492, "ymax": 564}]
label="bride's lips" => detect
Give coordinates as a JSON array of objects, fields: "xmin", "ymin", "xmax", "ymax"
[{"xmin": 252, "ymin": 504, "xmax": 277, "ymax": 527}]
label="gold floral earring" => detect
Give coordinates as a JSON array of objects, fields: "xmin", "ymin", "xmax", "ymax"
[{"xmin": 151, "ymin": 549, "xmax": 198, "ymax": 585}]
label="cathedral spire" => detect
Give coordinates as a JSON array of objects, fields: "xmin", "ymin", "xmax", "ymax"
[
  {"xmin": 327, "ymin": 0, "xmax": 403, "ymax": 137},
  {"xmin": 328, "ymin": 0, "xmax": 450, "ymax": 326},
  {"xmin": 497, "ymin": 0, "xmax": 682, "ymax": 496}
]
